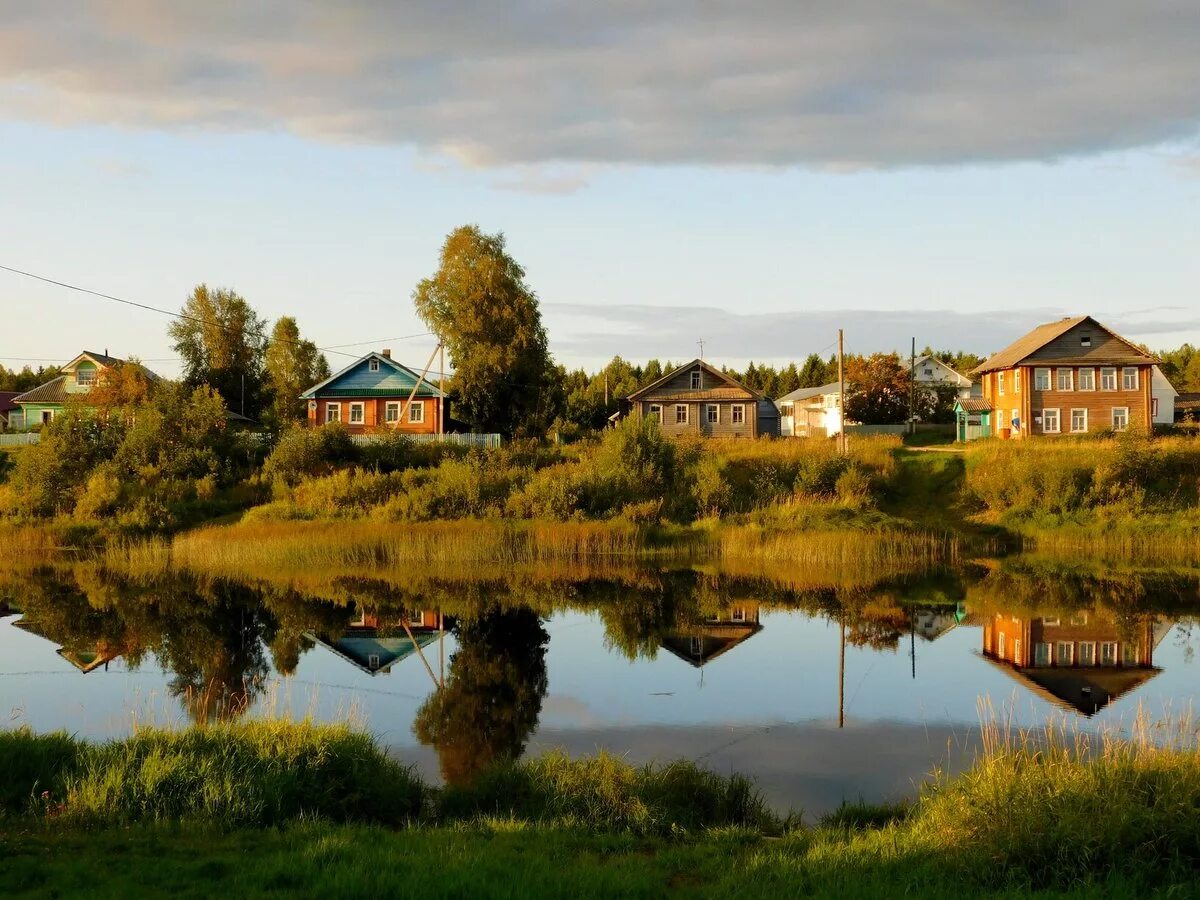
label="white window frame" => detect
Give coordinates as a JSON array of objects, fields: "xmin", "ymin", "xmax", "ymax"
[
  {"xmin": 1056, "ymin": 368, "xmax": 1074, "ymax": 392},
  {"xmin": 1013, "ymin": 639, "xmax": 1022, "ymax": 666},
  {"xmin": 997, "ymin": 372, "xmax": 1005, "ymax": 396},
  {"xmin": 997, "ymin": 632, "xmax": 1006, "ymax": 658},
  {"xmin": 1100, "ymin": 367, "xmax": 1117, "ymax": 391},
  {"xmin": 690, "ymin": 370, "xmax": 702, "ymax": 390},
  {"xmin": 689, "ymin": 636, "xmax": 703, "ymax": 656},
  {"xmin": 75, "ymin": 367, "xmax": 97, "ymax": 386},
  {"xmin": 385, "ymin": 401, "xmax": 401, "ymax": 423},
  {"xmin": 1042, "ymin": 617, "xmax": 1060, "ymax": 627},
  {"xmin": 1122, "ymin": 643, "xmax": 1139, "ymax": 666},
  {"xmin": 1034, "ymin": 368, "xmax": 1051, "ymax": 391},
  {"xmin": 348, "ymin": 402, "xmax": 365, "ymax": 425},
  {"xmin": 731, "ymin": 404, "xmax": 745, "ymax": 425},
  {"xmin": 1078, "ymin": 642, "xmax": 1096, "ymax": 666},
  {"xmin": 1080, "ymin": 334, "xmax": 1092, "ymax": 348},
  {"xmin": 1100, "ymin": 642, "xmax": 1117, "ymax": 666},
  {"xmin": 1070, "ymin": 614, "xmax": 1088, "ymax": 626},
  {"xmin": 408, "ymin": 402, "xmax": 425, "ymax": 424},
  {"xmin": 1122, "ymin": 367, "xmax": 1139, "ymax": 391},
  {"xmin": 1112, "ymin": 407, "xmax": 1129, "ymax": 432},
  {"xmin": 369, "ymin": 358, "xmax": 380, "ymax": 372},
  {"xmin": 1077, "ymin": 368, "xmax": 1095, "ymax": 391},
  {"xmin": 325, "ymin": 402, "xmax": 341, "ymax": 424},
  {"xmin": 1070, "ymin": 408, "xmax": 1088, "ymax": 433},
  {"xmin": 1042, "ymin": 408, "xmax": 1060, "ymax": 434},
  {"xmin": 705, "ymin": 404, "xmax": 719, "ymax": 424},
  {"xmin": 1014, "ymin": 370, "xmax": 1021, "ymax": 393},
  {"xmin": 410, "ymin": 610, "xmax": 426, "ymax": 626},
  {"xmin": 649, "ymin": 403, "xmax": 662, "ymax": 423},
  {"xmin": 1055, "ymin": 641, "xmax": 1074, "ymax": 666},
  {"xmin": 731, "ymin": 606, "xmax": 746, "ymax": 623},
  {"xmin": 368, "ymin": 654, "xmax": 381, "ymax": 670},
  {"xmin": 1035, "ymin": 642, "xmax": 1051, "ymax": 667},
  {"xmin": 675, "ymin": 404, "xmax": 689, "ymax": 425}
]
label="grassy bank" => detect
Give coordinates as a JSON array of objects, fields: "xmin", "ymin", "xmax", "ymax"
[{"xmin": 3, "ymin": 720, "xmax": 1200, "ymax": 896}]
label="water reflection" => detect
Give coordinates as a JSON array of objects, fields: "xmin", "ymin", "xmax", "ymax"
[{"xmin": 2, "ymin": 560, "xmax": 1198, "ymax": 803}]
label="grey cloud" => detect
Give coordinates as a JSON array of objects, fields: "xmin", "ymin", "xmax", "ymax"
[{"xmin": 2, "ymin": 3, "xmax": 1200, "ymax": 168}]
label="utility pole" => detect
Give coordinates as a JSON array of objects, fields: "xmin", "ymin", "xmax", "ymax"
[
  {"xmin": 838, "ymin": 616, "xmax": 846, "ymax": 729},
  {"xmin": 604, "ymin": 370, "xmax": 609, "ymax": 407},
  {"xmin": 837, "ymin": 329, "xmax": 846, "ymax": 455},
  {"xmin": 909, "ymin": 337, "xmax": 916, "ymax": 436},
  {"xmin": 697, "ymin": 338, "xmax": 706, "ymax": 360},
  {"xmin": 438, "ymin": 342, "xmax": 445, "ymax": 440}
]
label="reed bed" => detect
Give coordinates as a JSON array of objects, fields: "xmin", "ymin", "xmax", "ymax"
[{"xmin": 1023, "ymin": 526, "xmax": 1200, "ymax": 568}]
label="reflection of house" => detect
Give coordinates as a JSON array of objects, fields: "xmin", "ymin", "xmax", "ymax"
[
  {"xmin": 981, "ymin": 609, "xmax": 1172, "ymax": 715},
  {"xmin": 776, "ymin": 383, "xmax": 843, "ymax": 438},
  {"xmin": 11, "ymin": 618, "xmax": 123, "ymax": 673},
  {"xmin": 660, "ymin": 603, "xmax": 763, "ymax": 667},
  {"xmin": 310, "ymin": 609, "xmax": 442, "ymax": 676},
  {"xmin": 623, "ymin": 360, "xmax": 775, "ymax": 438},
  {"xmin": 911, "ymin": 606, "xmax": 965, "ymax": 642}
]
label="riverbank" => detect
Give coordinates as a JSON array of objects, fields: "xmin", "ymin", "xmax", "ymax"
[{"xmin": 2, "ymin": 721, "xmax": 1199, "ymax": 897}]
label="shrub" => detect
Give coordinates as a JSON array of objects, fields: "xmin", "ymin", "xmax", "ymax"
[{"xmin": 264, "ymin": 423, "xmax": 357, "ymax": 487}]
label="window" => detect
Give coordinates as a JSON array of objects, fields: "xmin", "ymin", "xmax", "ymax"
[
  {"xmin": 1042, "ymin": 408, "xmax": 1060, "ymax": 434},
  {"xmin": 325, "ymin": 403, "xmax": 341, "ymax": 424},
  {"xmin": 1080, "ymin": 334, "xmax": 1092, "ymax": 348},
  {"xmin": 1079, "ymin": 642, "xmax": 1096, "ymax": 666},
  {"xmin": 76, "ymin": 367, "xmax": 97, "ymax": 386},
  {"xmin": 675, "ymin": 404, "xmax": 689, "ymax": 425},
  {"xmin": 1078, "ymin": 368, "xmax": 1095, "ymax": 391},
  {"xmin": 1070, "ymin": 408, "xmax": 1088, "ymax": 433},
  {"xmin": 649, "ymin": 404, "xmax": 662, "ymax": 422},
  {"xmin": 731, "ymin": 404, "xmax": 745, "ymax": 425},
  {"xmin": 368, "ymin": 654, "xmax": 381, "ymax": 670},
  {"xmin": 409, "ymin": 402, "xmax": 425, "ymax": 424},
  {"xmin": 385, "ymin": 402, "xmax": 400, "ymax": 423},
  {"xmin": 1014, "ymin": 370, "xmax": 1021, "ymax": 393},
  {"xmin": 731, "ymin": 606, "xmax": 746, "ymax": 623},
  {"xmin": 1122, "ymin": 643, "xmax": 1139, "ymax": 666},
  {"xmin": 780, "ymin": 403, "xmax": 793, "ymax": 417},
  {"xmin": 689, "ymin": 636, "xmax": 703, "ymax": 656},
  {"xmin": 690, "ymin": 370, "xmax": 701, "ymax": 390},
  {"xmin": 705, "ymin": 404, "xmax": 719, "ymax": 424},
  {"xmin": 923, "ymin": 366, "xmax": 933, "ymax": 376},
  {"xmin": 410, "ymin": 610, "xmax": 426, "ymax": 626},
  {"xmin": 1112, "ymin": 407, "xmax": 1129, "ymax": 432},
  {"xmin": 998, "ymin": 372, "xmax": 1005, "ymax": 396},
  {"xmin": 369, "ymin": 358, "xmax": 380, "ymax": 372},
  {"xmin": 1055, "ymin": 641, "xmax": 1074, "ymax": 666},
  {"xmin": 1070, "ymin": 613, "xmax": 1088, "ymax": 626},
  {"xmin": 349, "ymin": 402, "xmax": 365, "ymax": 425},
  {"xmin": 1035, "ymin": 642, "xmax": 1051, "ymax": 666},
  {"xmin": 1100, "ymin": 367, "xmax": 1117, "ymax": 391},
  {"xmin": 997, "ymin": 632, "xmax": 1007, "ymax": 658},
  {"xmin": 40, "ymin": 409, "xmax": 55, "ymax": 424},
  {"xmin": 1056, "ymin": 369, "xmax": 1073, "ymax": 391},
  {"xmin": 1122, "ymin": 367, "xmax": 1139, "ymax": 390},
  {"xmin": 1042, "ymin": 617, "xmax": 1060, "ymax": 627},
  {"xmin": 1100, "ymin": 642, "xmax": 1117, "ymax": 666},
  {"xmin": 1034, "ymin": 368, "xmax": 1051, "ymax": 390},
  {"xmin": 1153, "ymin": 398, "xmax": 1160, "ymax": 419}
]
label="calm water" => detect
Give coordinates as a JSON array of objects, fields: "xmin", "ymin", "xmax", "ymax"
[{"xmin": 2, "ymin": 561, "xmax": 1197, "ymax": 816}]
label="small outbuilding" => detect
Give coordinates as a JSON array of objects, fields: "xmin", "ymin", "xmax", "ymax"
[{"xmin": 954, "ymin": 396, "xmax": 994, "ymax": 442}]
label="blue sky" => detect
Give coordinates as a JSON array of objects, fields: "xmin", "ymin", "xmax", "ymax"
[{"xmin": 3, "ymin": 3, "xmax": 1199, "ymax": 377}]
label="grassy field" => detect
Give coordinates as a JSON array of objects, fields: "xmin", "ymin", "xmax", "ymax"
[{"xmin": 2, "ymin": 719, "xmax": 1200, "ymax": 897}]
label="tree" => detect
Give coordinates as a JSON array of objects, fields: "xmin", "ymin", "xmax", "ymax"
[
  {"xmin": 263, "ymin": 317, "xmax": 331, "ymax": 427},
  {"xmin": 169, "ymin": 285, "xmax": 268, "ymax": 419},
  {"xmin": 413, "ymin": 226, "xmax": 556, "ymax": 437},
  {"xmin": 844, "ymin": 352, "xmax": 911, "ymax": 425},
  {"xmin": 88, "ymin": 358, "xmax": 157, "ymax": 423},
  {"xmin": 797, "ymin": 354, "xmax": 831, "ymax": 388}
]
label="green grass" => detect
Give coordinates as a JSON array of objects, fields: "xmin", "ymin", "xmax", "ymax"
[{"xmin": 3, "ymin": 720, "xmax": 1200, "ymax": 896}]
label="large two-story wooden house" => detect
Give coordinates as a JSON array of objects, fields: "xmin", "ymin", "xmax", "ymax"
[
  {"xmin": 300, "ymin": 350, "xmax": 443, "ymax": 435},
  {"xmin": 964, "ymin": 316, "xmax": 1158, "ymax": 439},
  {"xmin": 623, "ymin": 359, "xmax": 776, "ymax": 438}
]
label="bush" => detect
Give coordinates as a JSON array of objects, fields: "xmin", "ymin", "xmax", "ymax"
[{"xmin": 264, "ymin": 424, "xmax": 357, "ymax": 487}]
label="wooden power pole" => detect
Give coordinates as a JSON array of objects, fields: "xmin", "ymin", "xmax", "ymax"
[{"xmin": 837, "ymin": 329, "xmax": 846, "ymax": 455}]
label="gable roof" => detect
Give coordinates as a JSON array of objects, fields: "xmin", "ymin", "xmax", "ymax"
[
  {"xmin": 65, "ymin": 351, "xmax": 126, "ymax": 370},
  {"xmin": 309, "ymin": 630, "xmax": 439, "ymax": 676},
  {"xmin": 971, "ymin": 316, "xmax": 1158, "ymax": 376},
  {"xmin": 777, "ymin": 382, "xmax": 840, "ymax": 404},
  {"xmin": 659, "ymin": 622, "xmax": 763, "ymax": 668},
  {"xmin": 913, "ymin": 355, "xmax": 973, "ymax": 387},
  {"xmin": 13, "ymin": 376, "xmax": 68, "ymax": 405},
  {"xmin": 980, "ymin": 654, "xmax": 1160, "ymax": 717},
  {"xmin": 1152, "ymin": 366, "xmax": 1178, "ymax": 398},
  {"xmin": 626, "ymin": 359, "xmax": 762, "ymax": 402},
  {"xmin": 300, "ymin": 351, "xmax": 441, "ymax": 400},
  {"xmin": 954, "ymin": 397, "xmax": 992, "ymax": 413}
]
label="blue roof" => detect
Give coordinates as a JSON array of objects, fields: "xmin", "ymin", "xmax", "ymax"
[{"xmin": 300, "ymin": 352, "xmax": 441, "ymax": 399}]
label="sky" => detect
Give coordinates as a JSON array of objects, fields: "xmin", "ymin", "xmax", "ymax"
[{"xmin": 2, "ymin": 2, "xmax": 1200, "ymax": 378}]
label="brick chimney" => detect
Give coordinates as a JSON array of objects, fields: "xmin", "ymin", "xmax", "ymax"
[{"xmin": 381, "ymin": 349, "xmax": 392, "ymax": 359}]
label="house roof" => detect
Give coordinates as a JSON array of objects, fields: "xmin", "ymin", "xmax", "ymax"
[
  {"xmin": 11, "ymin": 620, "xmax": 122, "ymax": 674},
  {"xmin": 1151, "ymin": 366, "xmax": 1179, "ymax": 397},
  {"xmin": 300, "ymin": 351, "xmax": 441, "ymax": 400},
  {"xmin": 971, "ymin": 316, "xmax": 1158, "ymax": 376},
  {"xmin": 659, "ymin": 623, "xmax": 763, "ymax": 668},
  {"xmin": 954, "ymin": 397, "xmax": 992, "ymax": 413},
  {"xmin": 0, "ymin": 391, "xmax": 19, "ymax": 416},
  {"xmin": 777, "ymin": 382, "xmax": 840, "ymax": 404},
  {"xmin": 979, "ymin": 654, "xmax": 1161, "ymax": 717},
  {"xmin": 626, "ymin": 359, "xmax": 762, "ymax": 402},
  {"xmin": 66, "ymin": 351, "xmax": 127, "ymax": 370},
  {"xmin": 309, "ymin": 630, "xmax": 439, "ymax": 676},
  {"xmin": 13, "ymin": 376, "xmax": 68, "ymax": 405},
  {"xmin": 913, "ymin": 355, "xmax": 973, "ymax": 387},
  {"xmin": 1176, "ymin": 393, "xmax": 1200, "ymax": 412}
]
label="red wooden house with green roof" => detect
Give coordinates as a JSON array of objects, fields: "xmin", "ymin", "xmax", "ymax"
[{"xmin": 299, "ymin": 350, "xmax": 444, "ymax": 434}]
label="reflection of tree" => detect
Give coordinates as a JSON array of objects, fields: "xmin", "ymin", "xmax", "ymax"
[{"xmin": 414, "ymin": 605, "xmax": 548, "ymax": 786}]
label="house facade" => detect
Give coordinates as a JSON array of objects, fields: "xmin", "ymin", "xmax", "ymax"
[
  {"xmin": 10, "ymin": 352, "xmax": 136, "ymax": 429},
  {"xmin": 659, "ymin": 601, "xmax": 763, "ymax": 668},
  {"xmin": 310, "ymin": 607, "xmax": 443, "ymax": 676},
  {"xmin": 966, "ymin": 316, "xmax": 1158, "ymax": 439},
  {"xmin": 300, "ymin": 350, "xmax": 443, "ymax": 435},
  {"xmin": 776, "ymin": 382, "xmax": 843, "ymax": 437},
  {"xmin": 913, "ymin": 355, "xmax": 976, "ymax": 399},
  {"xmin": 624, "ymin": 359, "xmax": 770, "ymax": 438}
]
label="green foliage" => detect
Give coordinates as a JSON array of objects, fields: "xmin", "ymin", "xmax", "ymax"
[
  {"xmin": 5, "ymin": 407, "xmax": 122, "ymax": 516},
  {"xmin": 844, "ymin": 352, "xmax": 911, "ymax": 425},
  {"xmin": 263, "ymin": 316, "xmax": 331, "ymax": 428},
  {"xmin": 413, "ymin": 225, "xmax": 557, "ymax": 438},
  {"xmin": 0, "ymin": 728, "xmax": 83, "ymax": 814},
  {"xmin": 263, "ymin": 423, "xmax": 357, "ymax": 487}
]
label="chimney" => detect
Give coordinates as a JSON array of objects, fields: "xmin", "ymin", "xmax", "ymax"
[{"xmin": 381, "ymin": 349, "xmax": 392, "ymax": 359}]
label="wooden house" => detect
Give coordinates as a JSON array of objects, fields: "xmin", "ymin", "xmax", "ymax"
[
  {"xmin": 0, "ymin": 391, "xmax": 19, "ymax": 430},
  {"xmin": 966, "ymin": 316, "xmax": 1158, "ymax": 439},
  {"xmin": 11, "ymin": 619, "xmax": 124, "ymax": 674},
  {"xmin": 913, "ymin": 355, "xmax": 976, "ymax": 399},
  {"xmin": 659, "ymin": 602, "xmax": 763, "ymax": 668},
  {"xmin": 300, "ymin": 350, "xmax": 443, "ymax": 435},
  {"xmin": 309, "ymin": 608, "xmax": 442, "ymax": 676},
  {"xmin": 623, "ymin": 360, "xmax": 773, "ymax": 438},
  {"xmin": 776, "ymin": 382, "xmax": 843, "ymax": 437},
  {"xmin": 11, "ymin": 351, "xmax": 156, "ymax": 429},
  {"xmin": 981, "ymin": 608, "xmax": 1171, "ymax": 716}
]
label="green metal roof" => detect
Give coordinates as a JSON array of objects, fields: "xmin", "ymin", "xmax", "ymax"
[{"xmin": 311, "ymin": 388, "xmax": 439, "ymax": 398}]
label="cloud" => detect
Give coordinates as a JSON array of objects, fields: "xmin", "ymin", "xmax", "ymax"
[
  {"xmin": 3, "ymin": 3, "xmax": 1200, "ymax": 169},
  {"xmin": 542, "ymin": 303, "xmax": 1200, "ymax": 365}
]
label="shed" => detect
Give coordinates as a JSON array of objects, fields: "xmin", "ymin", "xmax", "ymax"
[{"xmin": 953, "ymin": 397, "xmax": 994, "ymax": 442}]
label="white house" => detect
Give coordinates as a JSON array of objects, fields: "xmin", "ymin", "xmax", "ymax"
[
  {"xmin": 913, "ymin": 355, "xmax": 977, "ymax": 399},
  {"xmin": 1152, "ymin": 365, "xmax": 1177, "ymax": 425},
  {"xmin": 776, "ymin": 382, "xmax": 843, "ymax": 437}
]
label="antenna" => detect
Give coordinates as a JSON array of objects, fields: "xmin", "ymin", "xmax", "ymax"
[{"xmin": 697, "ymin": 338, "xmax": 706, "ymax": 360}]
